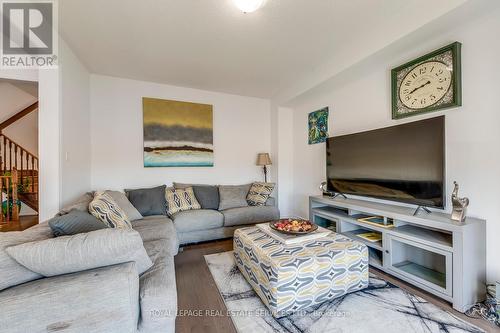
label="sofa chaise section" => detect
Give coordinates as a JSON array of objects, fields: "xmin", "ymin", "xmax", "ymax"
[
  {"xmin": 130, "ymin": 215, "xmax": 179, "ymax": 333},
  {"xmin": 138, "ymin": 239, "xmax": 177, "ymax": 333},
  {"xmin": 0, "ymin": 262, "xmax": 140, "ymax": 333}
]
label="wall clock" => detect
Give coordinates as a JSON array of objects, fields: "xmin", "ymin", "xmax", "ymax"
[{"xmin": 391, "ymin": 42, "xmax": 462, "ymax": 119}]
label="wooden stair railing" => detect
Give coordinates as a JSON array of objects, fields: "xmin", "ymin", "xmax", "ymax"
[
  {"xmin": 0, "ymin": 168, "xmax": 19, "ymax": 223},
  {"xmin": 0, "ymin": 134, "xmax": 38, "ymax": 212}
]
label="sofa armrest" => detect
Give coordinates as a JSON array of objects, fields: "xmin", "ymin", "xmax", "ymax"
[
  {"xmin": 0, "ymin": 262, "xmax": 139, "ymax": 333},
  {"xmin": 265, "ymin": 196, "xmax": 276, "ymax": 206}
]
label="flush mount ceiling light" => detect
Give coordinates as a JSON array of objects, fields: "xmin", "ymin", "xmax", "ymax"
[{"xmin": 232, "ymin": 0, "xmax": 266, "ymax": 13}]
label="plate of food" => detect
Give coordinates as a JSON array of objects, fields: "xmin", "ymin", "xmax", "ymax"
[{"xmin": 269, "ymin": 218, "xmax": 318, "ymax": 235}]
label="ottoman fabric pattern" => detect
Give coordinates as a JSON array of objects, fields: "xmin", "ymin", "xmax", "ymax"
[{"xmin": 233, "ymin": 227, "xmax": 369, "ymax": 317}]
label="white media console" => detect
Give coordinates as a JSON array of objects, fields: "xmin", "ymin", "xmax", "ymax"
[{"xmin": 309, "ymin": 195, "xmax": 486, "ymax": 312}]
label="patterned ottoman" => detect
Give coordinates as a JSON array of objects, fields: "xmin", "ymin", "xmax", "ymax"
[{"xmin": 233, "ymin": 227, "xmax": 369, "ymax": 317}]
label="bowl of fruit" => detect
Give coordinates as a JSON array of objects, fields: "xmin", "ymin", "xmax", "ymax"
[{"xmin": 269, "ymin": 218, "xmax": 318, "ymax": 235}]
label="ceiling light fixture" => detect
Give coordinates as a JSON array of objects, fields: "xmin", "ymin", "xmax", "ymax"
[{"xmin": 232, "ymin": 0, "xmax": 266, "ymax": 13}]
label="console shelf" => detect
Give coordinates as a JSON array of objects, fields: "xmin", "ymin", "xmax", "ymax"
[
  {"xmin": 343, "ymin": 230, "xmax": 383, "ymax": 251},
  {"xmin": 309, "ymin": 195, "xmax": 486, "ymax": 313},
  {"xmin": 393, "ymin": 261, "xmax": 446, "ymax": 289}
]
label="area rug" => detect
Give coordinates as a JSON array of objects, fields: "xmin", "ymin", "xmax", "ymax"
[{"xmin": 205, "ymin": 251, "xmax": 484, "ymax": 333}]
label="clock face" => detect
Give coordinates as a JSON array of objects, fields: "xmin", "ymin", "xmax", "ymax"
[{"xmin": 399, "ymin": 61, "xmax": 452, "ymax": 110}]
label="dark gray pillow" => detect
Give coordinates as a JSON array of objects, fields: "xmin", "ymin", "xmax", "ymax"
[
  {"xmin": 218, "ymin": 184, "xmax": 251, "ymax": 210},
  {"xmin": 125, "ymin": 185, "xmax": 166, "ymax": 216},
  {"xmin": 49, "ymin": 210, "xmax": 108, "ymax": 237},
  {"xmin": 173, "ymin": 183, "xmax": 219, "ymax": 210}
]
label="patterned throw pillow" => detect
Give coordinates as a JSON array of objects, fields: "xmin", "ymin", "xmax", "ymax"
[
  {"xmin": 247, "ymin": 182, "xmax": 275, "ymax": 206},
  {"xmin": 88, "ymin": 192, "xmax": 132, "ymax": 229},
  {"xmin": 165, "ymin": 187, "xmax": 201, "ymax": 216}
]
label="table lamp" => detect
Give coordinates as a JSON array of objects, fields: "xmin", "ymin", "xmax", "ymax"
[{"xmin": 256, "ymin": 153, "xmax": 272, "ymax": 182}]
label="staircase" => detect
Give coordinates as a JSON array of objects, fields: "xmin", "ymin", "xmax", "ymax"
[{"xmin": 0, "ymin": 134, "xmax": 38, "ymax": 212}]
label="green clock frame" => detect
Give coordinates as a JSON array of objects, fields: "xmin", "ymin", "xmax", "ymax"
[{"xmin": 391, "ymin": 42, "xmax": 462, "ymax": 120}]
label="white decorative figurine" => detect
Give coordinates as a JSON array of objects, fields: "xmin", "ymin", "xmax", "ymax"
[{"xmin": 451, "ymin": 181, "xmax": 469, "ymax": 223}]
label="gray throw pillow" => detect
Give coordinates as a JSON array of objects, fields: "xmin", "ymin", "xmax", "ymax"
[
  {"xmin": 57, "ymin": 192, "xmax": 94, "ymax": 216},
  {"xmin": 0, "ymin": 223, "xmax": 53, "ymax": 291},
  {"xmin": 49, "ymin": 210, "xmax": 108, "ymax": 237},
  {"xmin": 125, "ymin": 185, "xmax": 166, "ymax": 216},
  {"xmin": 174, "ymin": 183, "xmax": 219, "ymax": 210},
  {"xmin": 6, "ymin": 229, "xmax": 153, "ymax": 276},
  {"xmin": 218, "ymin": 184, "xmax": 251, "ymax": 211},
  {"xmin": 105, "ymin": 190, "xmax": 143, "ymax": 221}
]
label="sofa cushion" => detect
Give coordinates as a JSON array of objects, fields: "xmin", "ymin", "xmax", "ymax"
[
  {"xmin": 132, "ymin": 216, "xmax": 179, "ymax": 256},
  {"xmin": 0, "ymin": 223, "xmax": 53, "ymax": 291},
  {"xmin": 125, "ymin": 185, "xmax": 166, "ymax": 216},
  {"xmin": 165, "ymin": 187, "xmax": 201, "ymax": 216},
  {"xmin": 172, "ymin": 209, "xmax": 224, "ymax": 232},
  {"xmin": 247, "ymin": 182, "xmax": 275, "ymax": 206},
  {"xmin": 218, "ymin": 184, "xmax": 251, "ymax": 210},
  {"xmin": 105, "ymin": 190, "xmax": 143, "ymax": 221},
  {"xmin": 222, "ymin": 206, "xmax": 280, "ymax": 227},
  {"xmin": 6, "ymin": 229, "xmax": 153, "ymax": 276},
  {"xmin": 139, "ymin": 241, "xmax": 177, "ymax": 332},
  {"xmin": 48, "ymin": 209, "xmax": 108, "ymax": 237},
  {"xmin": 174, "ymin": 183, "xmax": 220, "ymax": 210},
  {"xmin": 89, "ymin": 192, "xmax": 132, "ymax": 229},
  {"xmin": 57, "ymin": 192, "xmax": 94, "ymax": 216}
]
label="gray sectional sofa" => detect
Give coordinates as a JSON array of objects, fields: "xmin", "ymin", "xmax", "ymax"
[
  {"xmin": 0, "ymin": 214, "xmax": 179, "ymax": 333},
  {"xmin": 0, "ymin": 185, "xmax": 280, "ymax": 333}
]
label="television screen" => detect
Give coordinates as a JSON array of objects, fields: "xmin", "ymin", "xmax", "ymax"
[{"xmin": 326, "ymin": 116, "xmax": 445, "ymax": 208}]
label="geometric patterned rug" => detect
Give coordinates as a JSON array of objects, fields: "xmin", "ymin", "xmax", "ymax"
[{"xmin": 205, "ymin": 251, "xmax": 485, "ymax": 333}]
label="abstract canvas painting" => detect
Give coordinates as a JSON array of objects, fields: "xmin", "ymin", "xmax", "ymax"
[
  {"xmin": 143, "ymin": 97, "xmax": 214, "ymax": 167},
  {"xmin": 308, "ymin": 107, "xmax": 329, "ymax": 144}
]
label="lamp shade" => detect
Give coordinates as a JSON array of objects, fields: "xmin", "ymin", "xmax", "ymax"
[{"xmin": 256, "ymin": 153, "xmax": 272, "ymax": 166}]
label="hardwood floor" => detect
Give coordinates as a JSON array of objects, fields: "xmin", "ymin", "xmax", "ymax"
[
  {"xmin": 175, "ymin": 239, "xmax": 236, "ymax": 333},
  {"xmin": 175, "ymin": 239, "xmax": 498, "ymax": 333},
  {"xmin": 0, "ymin": 215, "xmax": 38, "ymax": 232}
]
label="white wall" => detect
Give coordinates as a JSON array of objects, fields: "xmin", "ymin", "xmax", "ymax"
[
  {"xmin": 59, "ymin": 41, "xmax": 91, "ymax": 207},
  {"xmin": 38, "ymin": 38, "xmax": 91, "ymax": 220},
  {"xmin": 285, "ymin": 5, "xmax": 500, "ymax": 281},
  {"xmin": 90, "ymin": 75, "xmax": 271, "ymax": 190},
  {"xmin": 276, "ymin": 107, "xmax": 294, "ymax": 217},
  {"xmin": 38, "ymin": 67, "xmax": 61, "ymax": 221}
]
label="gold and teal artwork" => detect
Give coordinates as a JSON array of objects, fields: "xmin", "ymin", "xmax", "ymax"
[
  {"xmin": 308, "ymin": 107, "xmax": 329, "ymax": 144},
  {"xmin": 143, "ymin": 97, "xmax": 213, "ymax": 167}
]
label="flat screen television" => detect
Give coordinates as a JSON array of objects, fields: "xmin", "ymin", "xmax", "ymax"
[{"xmin": 326, "ymin": 116, "xmax": 445, "ymax": 208}]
